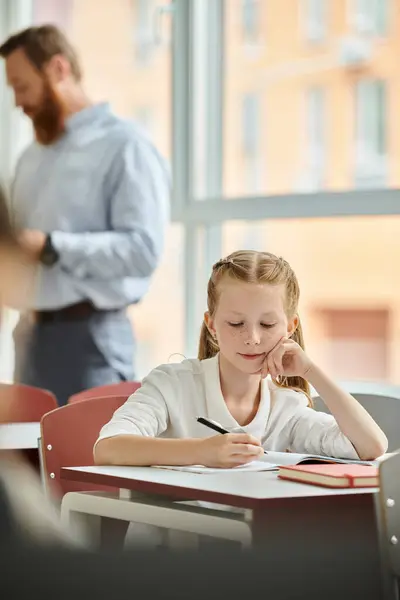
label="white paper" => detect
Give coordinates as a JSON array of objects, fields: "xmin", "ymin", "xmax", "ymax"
[{"xmin": 153, "ymin": 460, "xmax": 278, "ymax": 474}]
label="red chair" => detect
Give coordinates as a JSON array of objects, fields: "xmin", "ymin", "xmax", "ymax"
[
  {"xmin": 41, "ymin": 395, "xmax": 251, "ymax": 549},
  {"xmin": 0, "ymin": 383, "xmax": 57, "ymax": 422},
  {"xmin": 41, "ymin": 395, "xmax": 126, "ymax": 498},
  {"xmin": 68, "ymin": 381, "xmax": 141, "ymax": 404}
]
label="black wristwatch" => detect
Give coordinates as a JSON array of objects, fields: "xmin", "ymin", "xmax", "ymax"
[{"xmin": 40, "ymin": 234, "xmax": 59, "ymax": 267}]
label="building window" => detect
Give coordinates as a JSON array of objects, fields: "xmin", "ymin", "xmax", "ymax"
[
  {"xmin": 355, "ymin": 79, "xmax": 387, "ymax": 188},
  {"xmin": 241, "ymin": 93, "xmax": 261, "ymax": 193},
  {"xmin": 242, "ymin": 0, "xmax": 260, "ymax": 44},
  {"xmin": 306, "ymin": 87, "xmax": 325, "ymax": 188},
  {"xmin": 135, "ymin": 106, "xmax": 155, "ymax": 139},
  {"xmin": 352, "ymin": 0, "xmax": 388, "ymax": 37},
  {"xmin": 296, "ymin": 87, "xmax": 325, "ymax": 192},
  {"xmin": 133, "ymin": 0, "xmax": 156, "ymax": 65},
  {"xmin": 318, "ymin": 309, "xmax": 389, "ymax": 381},
  {"xmin": 304, "ymin": 0, "xmax": 327, "ymax": 43}
]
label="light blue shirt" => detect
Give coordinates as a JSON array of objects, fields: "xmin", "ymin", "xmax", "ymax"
[{"xmin": 11, "ymin": 102, "xmax": 170, "ymax": 310}]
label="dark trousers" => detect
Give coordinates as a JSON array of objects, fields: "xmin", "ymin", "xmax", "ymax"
[{"xmin": 13, "ymin": 310, "xmax": 135, "ymax": 406}]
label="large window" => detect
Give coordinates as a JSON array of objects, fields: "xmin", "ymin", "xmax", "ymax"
[
  {"xmin": 352, "ymin": 0, "xmax": 389, "ymax": 37},
  {"xmin": 297, "ymin": 86, "xmax": 326, "ymax": 192},
  {"xmin": 354, "ymin": 79, "xmax": 387, "ymax": 188},
  {"xmin": 303, "ymin": 0, "xmax": 327, "ymax": 43},
  {"xmin": 2, "ymin": 0, "xmax": 400, "ymax": 386},
  {"xmin": 221, "ymin": 217, "xmax": 400, "ymax": 384}
]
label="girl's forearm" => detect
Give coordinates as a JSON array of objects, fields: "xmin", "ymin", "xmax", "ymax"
[{"xmin": 94, "ymin": 434, "xmax": 202, "ymax": 466}]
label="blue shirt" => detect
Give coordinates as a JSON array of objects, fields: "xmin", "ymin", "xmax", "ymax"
[{"xmin": 12, "ymin": 103, "xmax": 170, "ymax": 310}]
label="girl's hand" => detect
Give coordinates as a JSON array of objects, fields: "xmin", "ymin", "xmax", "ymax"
[
  {"xmin": 196, "ymin": 433, "xmax": 264, "ymax": 468},
  {"xmin": 262, "ymin": 337, "xmax": 313, "ymax": 379}
]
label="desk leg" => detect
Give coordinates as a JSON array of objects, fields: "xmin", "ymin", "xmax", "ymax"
[{"xmin": 251, "ymin": 494, "xmax": 383, "ymax": 598}]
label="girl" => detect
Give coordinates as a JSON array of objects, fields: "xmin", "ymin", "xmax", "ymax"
[{"xmin": 94, "ymin": 250, "xmax": 387, "ymax": 467}]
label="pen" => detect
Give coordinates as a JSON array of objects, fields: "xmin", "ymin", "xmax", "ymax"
[{"xmin": 196, "ymin": 417, "xmax": 268, "ymax": 454}]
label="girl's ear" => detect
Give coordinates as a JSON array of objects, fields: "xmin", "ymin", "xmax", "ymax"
[
  {"xmin": 204, "ymin": 311, "xmax": 216, "ymax": 337},
  {"xmin": 287, "ymin": 314, "xmax": 299, "ymax": 337}
]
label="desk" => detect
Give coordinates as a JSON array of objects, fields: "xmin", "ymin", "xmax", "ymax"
[
  {"xmin": 0, "ymin": 422, "xmax": 40, "ymax": 450},
  {"xmin": 62, "ymin": 465, "xmax": 384, "ymax": 596}
]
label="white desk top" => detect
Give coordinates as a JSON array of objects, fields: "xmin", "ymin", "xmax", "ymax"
[
  {"xmin": 0, "ymin": 422, "xmax": 41, "ymax": 450},
  {"xmin": 63, "ymin": 465, "xmax": 378, "ymax": 508}
]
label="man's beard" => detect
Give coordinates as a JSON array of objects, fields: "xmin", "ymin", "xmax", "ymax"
[{"xmin": 28, "ymin": 79, "xmax": 65, "ymax": 145}]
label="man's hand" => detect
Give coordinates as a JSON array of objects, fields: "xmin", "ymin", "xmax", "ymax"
[{"xmin": 17, "ymin": 229, "xmax": 46, "ymax": 261}]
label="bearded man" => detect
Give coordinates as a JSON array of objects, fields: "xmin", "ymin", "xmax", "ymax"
[{"xmin": 0, "ymin": 25, "xmax": 170, "ymax": 405}]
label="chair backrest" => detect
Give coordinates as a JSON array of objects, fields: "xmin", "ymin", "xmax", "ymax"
[
  {"xmin": 40, "ymin": 395, "xmax": 126, "ymax": 498},
  {"xmin": 377, "ymin": 452, "xmax": 400, "ymax": 592},
  {"xmin": 68, "ymin": 381, "xmax": 141, "ymax": 404},
  {"xmin": 313, "ymin": 393, "xmax": 400, "ymax": 452},
  {"xmin": 0, "ymin": 383, "xmax": 57, "ymax": 423}
]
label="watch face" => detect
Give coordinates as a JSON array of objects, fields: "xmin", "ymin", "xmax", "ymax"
[
  {"xmin": 41, "ymin": 238, "xmax": 59, "ymax": 266},
  {"xmin": 42, "ymin": 249, "xmax": 57, "ymax": 266}
]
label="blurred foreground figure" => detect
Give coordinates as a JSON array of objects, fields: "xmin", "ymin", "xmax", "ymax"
[
  {"xmin": 0, "ymin": 185, "xmax": 85, "ymax": 548},
  {"xmin": 0, "ymin": 25, "xmax": 170, "ymax": 406}
]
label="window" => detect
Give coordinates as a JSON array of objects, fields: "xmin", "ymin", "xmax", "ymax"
[
  {"xmin": 130, "ymin": 224, "xmax": 185, "ymax": 379},
  {"xmin": 304, "ymin": 0, "xmax": 327, "ymax": 43},
  {"xmin": 135, "ymin": 106, "xmax": 155, "ymax": 140},
  {"xmin": 3, "ymin": 0, "xmax": 400, "ymax": 388},
  {"xmin": 133, "ymin": 0, "xmax": 157, "ymax": 65},
  {"xmin": 355, "ymin": 80, "xmax": 387, "ymax": 188},
  {"xmin": 353, "ymin": 0, "xmax": 388, "ymax": 37},
  {"xmin": 297, "ymin": 87, "xmax": 325, "ymax": 191},
  {"xmin": 241, "ymin": 93, "xmax": 262, "ymax": 194},
  {"xmin": 222, "ymin": 218, "xmax": 399, "ymax": 384},
  {"xmin": 241, "ymin": 0, "xmax": 259, "ymax": 43},
  {"xmin": 316, "ymin": 309, "xmax": 389, "ymax": 381},
  {"xmin": 32, "ymin": 0, "xmax": 71, "ymax": 29}
]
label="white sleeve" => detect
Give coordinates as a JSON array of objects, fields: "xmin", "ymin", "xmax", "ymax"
[
  {"xmin": 286, "ymin": 396, "xmax": 360, "ymax": 459},
  {"xmin": 95, "ymin": 367, "xmax": 170, "ymax": 445}
]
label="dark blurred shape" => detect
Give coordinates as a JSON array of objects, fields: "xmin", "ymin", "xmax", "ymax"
[{"xmin": 0, "ymin": 542, "xmax": 384, "ymax": 600}]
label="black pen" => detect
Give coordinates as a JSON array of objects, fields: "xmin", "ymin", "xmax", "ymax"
[{"xmin": 196, "ymin": 417, "xmax": 268, "ymax": 454}]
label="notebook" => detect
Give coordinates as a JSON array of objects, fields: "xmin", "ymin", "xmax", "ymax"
[
  {"xmin": 153, "ymin": 450, "xmax": 376, "ymax": 474},
  {"xmin": 278, "ymin": 463, "xmax": 379, "ymax": 488},
  {"xmin": 154, "ymin": 460, "xmax": 275, "ymax": 474}
]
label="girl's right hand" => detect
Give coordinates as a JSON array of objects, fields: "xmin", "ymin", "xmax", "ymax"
[{"xmin": 196, "ymin": 433, "xmax": 264, "ymax": 468}]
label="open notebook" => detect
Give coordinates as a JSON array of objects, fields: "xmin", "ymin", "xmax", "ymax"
[{"xmin": 154, "ymin": 450, "xmax": 377, "ymax": 474}]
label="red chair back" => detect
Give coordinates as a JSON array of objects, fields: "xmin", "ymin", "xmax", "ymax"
[
  {"xmin": 41, "ymin": 395, "xmax": 126, "ymax": 498},
  {"xmin": 68, "ymin": 381, "xmax": 140, "ymax": 404},
  {"xmin": 0, "ymin": 383, "xmax": 57, "ymax": 422}
]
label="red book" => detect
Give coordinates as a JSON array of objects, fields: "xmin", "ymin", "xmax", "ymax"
[{"xmin": 278, "ymin": 463, "xmax": 379, "ymax": 488}]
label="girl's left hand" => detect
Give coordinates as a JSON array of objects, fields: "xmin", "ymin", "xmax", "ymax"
[{"xmin": 261, "ymin": 337, "xmax": 313, "ymax": 379}]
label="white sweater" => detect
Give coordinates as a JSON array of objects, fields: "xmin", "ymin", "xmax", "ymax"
[{"xmin": 96, "ymin": 355, "xmax": 358, "ymax": 459}]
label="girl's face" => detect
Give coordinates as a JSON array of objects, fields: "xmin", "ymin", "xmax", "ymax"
[{"xmin": 205, "ymin": 278, "xmax": 298, "ymax": 375}]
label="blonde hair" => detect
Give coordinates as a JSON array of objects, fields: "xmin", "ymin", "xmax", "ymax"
[{"xmin": 198, "ymin": 250, "xmax": 312, "ymax": 405}]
